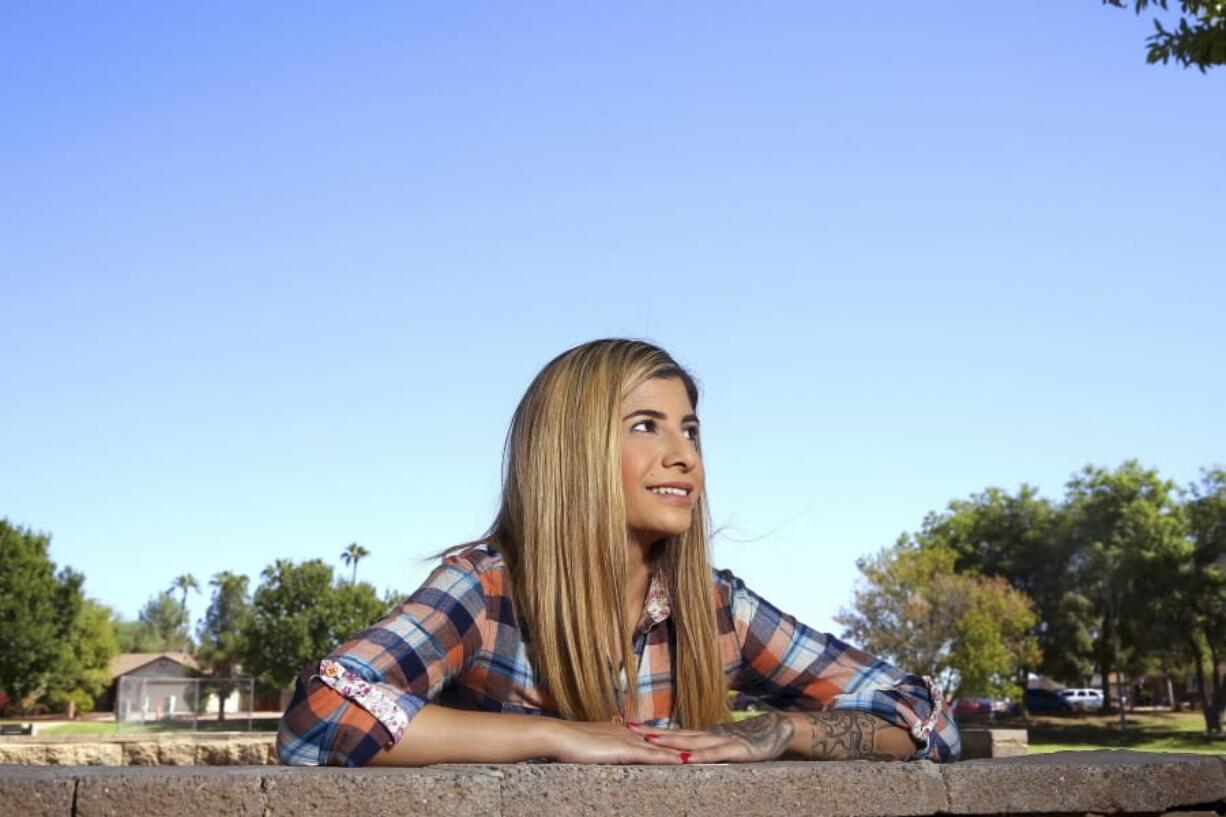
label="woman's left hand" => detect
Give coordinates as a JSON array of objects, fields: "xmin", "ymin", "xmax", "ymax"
[{"xmin": 626, "ymin": 712, "xmax": 794, "ymax": 763}]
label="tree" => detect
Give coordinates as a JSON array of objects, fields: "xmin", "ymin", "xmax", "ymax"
[
  {"xmin": 0, "ymin": 520, "xmax": 68, "ymax": 709},
  {"xmin": 836, "ymin": 537, "xmax": 1040, "ymax": 700},
  {"xmin": 1179, "ymin": 468, "xmax": 1226, "ymax": 732},
  {"xmin": 243, "ymin": 559, "xmax": 387, "ymax": 689},
  {"xmin": 170, "ymin": 573, "xmax": 200, "ymax": 629},
  {"xmin": 0, "ymin": 520, "xmax": 117, "ymax": 715},
  {"xmin": 196, "ymin": 572, "xmax": 252, "ymax": 721},
  {"xmin": 914, "ymin": 485, "xmax": 1093, "ymax": 685},
  {"xmin": 42, "ymin": 599, "xmax": 119, "ymax": 716},
  {"xmin": 340, "ymin": 542, "xmax": 370, "ymax": 584},
  {"xmin": 1064, "ymin": 461, "xmax": 1187, "ymax": 713},
  {"xmin": 139, "ymin": 591, "xmax": 192, "ymax": 652},
  {"xmin": 1104, "ymin": 0, "xmax": 1226, "ymax": 70},
  {"xmin": 113, "ymin": 616, "xmax": 167, "ymax": 653}
]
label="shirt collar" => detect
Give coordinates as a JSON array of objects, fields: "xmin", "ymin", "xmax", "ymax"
[{"xmin": 635, "ymin": 569, "xmax": 672, "ymax": 634}]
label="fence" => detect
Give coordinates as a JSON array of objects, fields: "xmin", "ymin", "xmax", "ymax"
[{"xmin": 114, "ymin": 677, "xmax": 255, "ymax": 733}]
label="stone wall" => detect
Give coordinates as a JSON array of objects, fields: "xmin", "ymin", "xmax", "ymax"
[
  {"xmin": 0, "ymin": 733, "xmax": 275, "ymax": 766},
  {"xmin": 1, "ymin": 751, "xmax": 1223, "ymax": 817}
]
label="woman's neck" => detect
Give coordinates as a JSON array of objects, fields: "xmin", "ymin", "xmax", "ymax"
[{"xmin": 624, "ymin": 537, "xmax": 657, "ymax": 631}]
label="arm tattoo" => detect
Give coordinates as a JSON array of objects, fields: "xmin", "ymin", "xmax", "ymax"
[
  {"xmin": 800, "ymin": 712, "xmax": 897, "ymax": 761},
  {"xmin": 708, "ymin": 712, "xmax": 794, "ymax": 757}
]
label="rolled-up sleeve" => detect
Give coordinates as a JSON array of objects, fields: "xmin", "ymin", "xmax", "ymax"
[
  {"xmin": 277, "ymin": 557, "xmax": 488, "ymax": 766},
  {"xmin": 718, "ymin": 569, "xmax": 961, "ymax": 762}
]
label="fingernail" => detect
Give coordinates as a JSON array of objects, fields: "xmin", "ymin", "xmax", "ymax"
[
  {"xmin": 627, "ymin": 721, "xmax": 641, "ymax": 727},
  {"xmin": 645, "ymin": 734, "xmax": 659, "ymax": 742},
  {"xmin": 680, "ymin": 751, "xmax": 692, "ymax": 763}
]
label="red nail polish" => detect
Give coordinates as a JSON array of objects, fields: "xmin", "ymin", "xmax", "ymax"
[
  {"xmin": 680, "ymin": 751, "xmax": 692, "ymax": 763},
  {"xmin": 645, "ymin": 734, "xmax": 659, "ymax": 741},
  {"xmin": 627, "ymin": 721, "xmax": 641, "ymax": 727}
]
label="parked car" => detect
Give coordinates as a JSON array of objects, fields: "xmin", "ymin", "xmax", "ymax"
[
  {"xmin": 952, "ymin": 697, "xmax": 993, "ymax": 720},
  {"xmin": 952, "ymin": 697, "xmax": 1020, "ymax": 721},
  {"xmin": 992, "ymin": 698, "xmax": 1023, "ymax": 717},
  {"xmin": 1023, "ymin": 687, "xmax": 1074, "ymax": 714},
  {"xmin": 1058, "ymin": 688, "xmax": 1105, "ymax": 712}
]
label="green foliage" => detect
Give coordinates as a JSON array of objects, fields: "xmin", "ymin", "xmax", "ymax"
[
  {"xmin": 113, "ymin": 617, "xmax": 168, "ymax": 653},
  {"xmin": 138, "ymin": 591, "xmax": 192, "ymax": 652},
  {"xmin": 381, "ymin": 587, "xmax": 409, "ymax": 609},
  {"xmin": 915, "ymin": 485, "xmax": 1090, "ymax": 684},
  {"xmin": 1104, "ymin": 0, "xmax": 1226, "ymax": 70},
  {"xmin": 949, "ymin": 576, "xmax": 1041, "ymax": 700},
  {"xmin": 341, "ymin": 542, "xmax": 370, "ymax": 584},
  {"xmin": 196, "ymin": 571, "xmax": 252, "ymax": 721},
  {"xmin": 836, "ymin": 538, "xmax": 1040, "ymax": 700},
  {"xmin": 244, "ymin": 559, "xmax": 389, "ymax": 689},
  {"xmin": 170, "ymin": 574, "xmax": 200, "ymax": 612},
  {"xmin": 0, "ymin": 520, "xmax": 69, "ymax": 707},
  {"xmin": 876, "ymin": 460, "xmax": 1225, "ymax": 734},
  {"xmin": 196, "ymin": 572, "xmax": 251, "ymax": 678},
  {"xmin": 1180, "ymin": 468, "xmax": 1226, "ymax": 732},
  {"xmin": 0, "ymin": 520, "xmax": 117, "ymax": 715},
  {"xmin": 1065, "ymin": 461, "xmax": 1188, "ymax": 706},
  {"xmin": 43, "ymin": 599, "xmax": 119, "ymax": 714}
]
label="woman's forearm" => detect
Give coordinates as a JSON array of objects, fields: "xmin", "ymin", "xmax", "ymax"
[
  {"xmin": 782, "ymin": 711, "xmax": 916, "ymax": 761},
  {"xmin": 367, "ymin": 703, "xmax": 556, "ymax": 766},
  {"xmin": 365, "ymin": 703, "xmax": 686, "ymax": 766}
]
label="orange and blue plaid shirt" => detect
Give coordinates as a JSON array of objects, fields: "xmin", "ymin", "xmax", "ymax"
[{"xmin": 277, "ymin": 543, "xmax": 960, "ymax": 766}]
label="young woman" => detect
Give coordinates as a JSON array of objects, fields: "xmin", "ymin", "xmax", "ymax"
[{"xmin": 277, "ymin": 339, "xmax": 960, "ymax": 766}]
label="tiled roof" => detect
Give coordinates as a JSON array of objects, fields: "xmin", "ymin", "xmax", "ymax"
[{"xmin": 107, "ymin": 652, "xmax": 200, "ymax": 679}]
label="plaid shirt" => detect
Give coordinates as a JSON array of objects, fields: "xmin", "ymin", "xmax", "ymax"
[{"xmin": 277, "ymin": 543, "xmax": 960, "ymax": 766}]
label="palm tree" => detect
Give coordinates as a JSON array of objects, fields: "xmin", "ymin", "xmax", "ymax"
[
  {"xmin": 169, "ymin": 574, "xmax": 200, "ymax": 635},
  {"xmin": 341, "ymin": 542, "xmax": 370, "ymax": 584}
]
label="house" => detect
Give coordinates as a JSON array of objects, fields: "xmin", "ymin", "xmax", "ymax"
[{"xmin": 97, "ymin": 652, "xmax": 200, "ymax": 714}]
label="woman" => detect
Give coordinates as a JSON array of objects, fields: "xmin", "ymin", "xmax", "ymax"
[{"xmin": 277, "ymin": 339, "xmax": 960, "ymax": 766}]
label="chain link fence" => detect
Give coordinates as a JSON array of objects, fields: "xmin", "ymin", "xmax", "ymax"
[{"xmin": 115, "ymin": 676, "xmax": 256, "ymax": 732}]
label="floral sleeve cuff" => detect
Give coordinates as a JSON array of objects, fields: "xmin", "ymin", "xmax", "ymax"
[
  {"xmin": 318, "ymin": 658, "xmax": 419, "ymax": 746},
  {"xmin": 904, "ymin": 675, "xmax": 946, "ymax": 760}
]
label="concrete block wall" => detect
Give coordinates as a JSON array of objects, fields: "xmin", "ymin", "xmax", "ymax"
[
  {"xmin": 1, "ymin": 751, "xmax": 1223, "ymax": 817},
  {"xmin": 0, "ymin": 734, "xmax": 276, "ymax": 766}
]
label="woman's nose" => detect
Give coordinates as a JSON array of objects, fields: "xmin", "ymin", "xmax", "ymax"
[{"xmin": 663, "ymin": 430, "xmax": 697, "ymax": 470}]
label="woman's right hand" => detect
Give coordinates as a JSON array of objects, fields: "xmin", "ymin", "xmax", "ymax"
[{"xmin": 545, "ymin": 719, "xmax": 689, "ymax": 764}]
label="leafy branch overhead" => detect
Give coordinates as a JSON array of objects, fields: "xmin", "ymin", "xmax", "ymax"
[{"xmin": 1104, "ymin": 0, "xmax": 1226, "ymax": 70}]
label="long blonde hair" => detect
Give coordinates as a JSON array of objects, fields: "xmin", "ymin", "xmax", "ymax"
[{"xmin": 474, "ymin": 339, "xmax": 731, "ymax": 728}]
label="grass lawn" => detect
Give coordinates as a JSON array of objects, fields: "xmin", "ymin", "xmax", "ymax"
[
  {"xmin": 2, "ymin": 718, "xmax": 280, "ymax": 736},
  {"xmin": 989, "ymin": 710, "xmax": 1226, "ymax": 755}
]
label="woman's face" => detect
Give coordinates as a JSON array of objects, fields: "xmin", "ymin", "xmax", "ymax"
[{"xmin": 619, "ymin": 376, "xmax": 704, "ymax": 550}]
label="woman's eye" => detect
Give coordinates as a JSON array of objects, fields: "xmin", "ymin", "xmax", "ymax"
[
  {"xmin": 684, "ymin": 426, "xmax": 699, "ymax": 441},
  {"xmin": 631, "ymin": 419, "xmax": 655, "ymax": 432}
]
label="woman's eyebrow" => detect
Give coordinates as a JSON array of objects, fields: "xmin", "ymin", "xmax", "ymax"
[{"xmin": 621, "ymin": 409, "xmax": 700, "ymax": 424}]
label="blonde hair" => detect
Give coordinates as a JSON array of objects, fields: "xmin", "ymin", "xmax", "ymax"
[{"xmin": 470, "ymin": 339, "xmax": 731, "ymax": 728}]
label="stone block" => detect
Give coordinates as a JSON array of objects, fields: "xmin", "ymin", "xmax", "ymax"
[
  {"xmin": 156, "ymin": 739, "xmax": 198, "ymax": 766},
  {"xmin": 942, "ymin": 750, "xmax": 1226, "ymax": 814},
  {"xmin": 43, "ymin": 741, "xmax": 123, "ymax": 766},
  {"xmin": 75, "ymin": 766, "xmax": 266, "ymax": 817},
  {"xmin": 121, "ymin": 741, "xmax": 160, "ymax": 766},
  {"xmin": 194, "ymin": 737, "xmax": 274, "ymax": 765},
  {"xmin": 987, "ymin": 729, "xmax": 1028, "ymax": 757},
  {"xmin": 0, "ymin": 765, "xmax": 76, "ymax": 817},
  {"xmin": 261, "ymin": 765, "xmax": 502, "ymax": 817},
  {"xmin": 959, "ymin": 728, "xmax": 1028, "ymax": 759},
  {"xmin": 0, "ymin": 741, "xmax": 46, "ymax": 764},
  {"xmin": 499, "ymin": 760, "xmax": 948, "ymax": 817}
]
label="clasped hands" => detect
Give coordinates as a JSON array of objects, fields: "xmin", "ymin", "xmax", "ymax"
[{"xmin": 550, "ymin": 712, "xmax": 794, "ymax": 765}]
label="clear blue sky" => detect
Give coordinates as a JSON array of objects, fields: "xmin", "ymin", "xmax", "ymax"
[{"xmin": 2, "ymin": 3, "xmax": 1222, "ymax": 639}]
